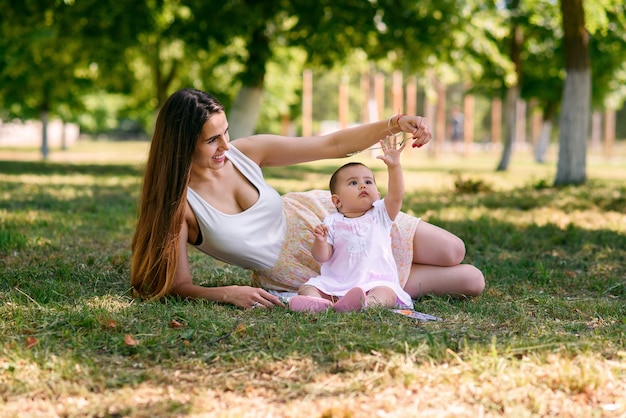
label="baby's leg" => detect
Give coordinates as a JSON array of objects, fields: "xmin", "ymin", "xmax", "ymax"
[
  {"xmin": 365, "ymin": 286, "xmax": 398, "ymax": 308},
  {"xmin": 297, "ymin": 285, "xmax": 329, "ymax": 299},
  {"xmin": 290, "ymin": 285, "xmax": 332, "ymax": 313}
]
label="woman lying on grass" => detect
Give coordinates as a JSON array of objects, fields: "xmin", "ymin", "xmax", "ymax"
[{"xmin": 130, "ymin": 88, "xmax": 485, "ymax": 309}]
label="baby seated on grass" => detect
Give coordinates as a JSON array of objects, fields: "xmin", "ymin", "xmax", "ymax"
[{"xmin": 290, "ymin": 134, "xmax": 413, "ymax": 313}]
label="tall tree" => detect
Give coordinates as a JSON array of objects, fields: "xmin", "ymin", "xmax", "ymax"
[
  {"xmin": 586, "ymin": 1, "xmax": 626, "ymax": 110},
  {"xmin": 496, "ymin": 0, "xmax": 523, "ymax": 171},
  {"xmin": 523, "ymin": 0, "xmax": 626, "ymax": 164},
  {"xmin": 180, "ymin": 0, "xmax": 291, "ymax": 139},
  {"xmin": 555, "ymin": 0, "xmax": 590, "ymax": 185},
  {"xmin": 0, "ymin": 0, "xmax": 150, "ymax": 158},
  {"xmin": 186, "ymin": 0, "xmax": 487, "ymax": 139},
  {"xmin": 519, "ymin": 0, "xmax": 563, "ymax": 163}
]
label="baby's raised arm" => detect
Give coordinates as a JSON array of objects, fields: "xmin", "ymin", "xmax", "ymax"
[{"xmin": 376, "ymin": 135, "xmax": 408, "ymax": 221}]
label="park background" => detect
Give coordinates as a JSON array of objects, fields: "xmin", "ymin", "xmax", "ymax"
[
  {"xmin": 1, "ymin": 1, "xmax": 625, "ymax": 177},
  {"xmin": 1, "ymin": 1, "xmax": 626, "ymax": 417}
]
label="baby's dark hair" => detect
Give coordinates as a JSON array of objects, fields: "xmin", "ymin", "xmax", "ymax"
[{"xmin": 329, "ymin": 162, "xmax": 369, "ymax": 194}]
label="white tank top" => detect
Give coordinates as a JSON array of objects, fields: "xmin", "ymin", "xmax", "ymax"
[{"xmin": 186, "ymin": 144, "xmax": 286, "ymax": 270}]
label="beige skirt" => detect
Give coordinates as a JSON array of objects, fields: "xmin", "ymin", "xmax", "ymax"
[{"xmin": 251, "ymin": 190, "xmax": 420, "ymax": 292}]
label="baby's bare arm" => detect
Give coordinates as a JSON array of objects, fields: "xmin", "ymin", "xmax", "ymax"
[
  {"xmin": 311, "ymin": 224, "xmax": 332, "ymax": 262},
  {"xmin": 376, "ymin": 135, "xmax": 407, "ymax": 220}
]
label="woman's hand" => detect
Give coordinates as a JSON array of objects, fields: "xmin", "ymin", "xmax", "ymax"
[
  {"xmin": 397, "ymin": 115, "xmax": 432, "ymax": 148},
  {"xmin": 225, "ymin": 285, "xmax": 286, "ymax": 310}
]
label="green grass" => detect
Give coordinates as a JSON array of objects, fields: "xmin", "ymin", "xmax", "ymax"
[{"xmin": 1, "ymin": 141, "xmax": 625, "ymax": 417}]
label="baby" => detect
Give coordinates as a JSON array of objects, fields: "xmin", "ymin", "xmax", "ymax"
[{"xmin": 289, "ymin": 135, "xmax": 413, "ymax": 313}]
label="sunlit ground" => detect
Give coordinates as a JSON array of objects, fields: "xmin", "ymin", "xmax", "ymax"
[{"xmin": 1, "ymin": 138, "xmax": 625, "ymax": 417}]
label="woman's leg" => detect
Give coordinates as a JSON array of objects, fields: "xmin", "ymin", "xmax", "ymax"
[
  {"xmin": 412, "ymin": 221, "xmax": 466, "ymax": 266},
  {"xmin": 404, "ymin": 264, "xmax": 484, "ymax": 298},
  {"xmin": 403, "ymin": 221, "xmax": 485, "ymax": 298}
]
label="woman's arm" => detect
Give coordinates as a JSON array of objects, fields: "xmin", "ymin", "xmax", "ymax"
[
  {"xmin": 235, "ymin": 115, "xmax": 431, "ymax": 168},
  {"xmin": 168, "ymin": 218, "xmax": 285, "ymax": 309}
]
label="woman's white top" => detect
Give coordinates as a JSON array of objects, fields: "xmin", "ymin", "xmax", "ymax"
[{"xmin": 186, "ymin": 144, "xmax": 286, "ymax": 270}]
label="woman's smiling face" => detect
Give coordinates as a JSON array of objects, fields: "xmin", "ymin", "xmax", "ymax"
[{"xmin": 192, "ymin": 111, "xmax": 230, "ymax": 169}]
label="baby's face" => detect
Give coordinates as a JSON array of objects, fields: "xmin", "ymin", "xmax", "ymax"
[{"xmin": 332, "ymin": 165, "xmax": 380, "ymax": 215}]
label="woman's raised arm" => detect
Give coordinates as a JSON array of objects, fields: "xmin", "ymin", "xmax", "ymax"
[{"xmin": 235, "ymin": 114, "xmax": 431, "ymax": 168}]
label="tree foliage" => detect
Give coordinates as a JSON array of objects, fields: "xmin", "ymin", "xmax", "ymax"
[
  {"xmin": 586, "ymin": 1, "xmax": 626, "ymax": 109},
  {"xmin": 0, "ymin": 0, "xmax": 151, "ymax": 120},
  {"xmin": 0, "ymin": 0, "xmax": 625, "ymax": 165}
]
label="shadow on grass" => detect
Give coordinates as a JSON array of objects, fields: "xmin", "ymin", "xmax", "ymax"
[
  {"xmin": 0, "ymin": 178, "xmax": 138, "ymax": 213},
  {"xmin": 404, "ymin": 179, "xmax": 626, "ymax": 214},
  {"xmin": 0, "ymin": 159, "xmax": 143, "ymax": 177},
  {"xmin": 1, "ymin": 163, "xmax": 625, "ymax": 370},
  {"xmin": 4, "ymin": 214, "xmax": 624, "ymax": 300},
  {"xmin": 2, "ymin": 176, "xmax": 624, "ymax": 302},
  {"xmin": 456, "ymin": 216, "xmax": 626, "ymax": 296}
]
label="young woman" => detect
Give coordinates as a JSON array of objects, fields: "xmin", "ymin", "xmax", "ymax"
[{"xmin": 131, "ymin": 88, "xmax": 484, "ymax": 309}]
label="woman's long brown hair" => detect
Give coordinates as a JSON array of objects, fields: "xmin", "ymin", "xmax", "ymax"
[{"xmin": 131, "ymin": 89, "xmax": 224, "ymax": 299}]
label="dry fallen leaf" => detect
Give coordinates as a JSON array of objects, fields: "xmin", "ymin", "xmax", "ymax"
[
  {"xmin": 100, "ymin": 318, "xmax": 118, "ymax": 329},
  {"xmin": 25, "ymin": 336, "xmax": 38, "ymax": 349},
  {"xmin": 169, "ymin": 319, "xmax": 183, "ymax": 328},
  {"xmin": 124, "ymin": 334, "xmax": 139, "ymax": 346}
]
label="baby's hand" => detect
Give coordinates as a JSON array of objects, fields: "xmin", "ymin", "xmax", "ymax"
[
  {"xmin": 313, "ymin": 224, "xmax": 329, "ymax": 241},
  {"xmin": 376, "ymin": 135, "xmax": 407, "ymax": 167}
]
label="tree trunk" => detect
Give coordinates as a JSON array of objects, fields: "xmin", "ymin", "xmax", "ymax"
[
  {"xmin": 229, "ymin": 26, "xmax": 271, "ymax": 139},
  {"xmin": 61, "ymin": 120, "xmax": 67, "ymax": 151},
  {"xmin": 534, "ymin": 120, "xmax": 553, "ymax": 163},
  {"xmin": 375, "ymin": 72, "xmax": 385, "ymax": 122},
  {"xmin": 555, "ymin": 70, "xmax": 590, "ymax": 184},
  {"xmin": 153, "ymin": 37, "xmax": 178, "ymax": 110},
  {"xmin": 229, "ymin": 86, "xmax": 264, "ymax": 140},
  {"xmin": 339, "ymin": 75, "xmax": 349, "ymax": 129},
  {"xmin": 534, "ymin": 101, "xmax": 556, "ymax": 163},
  {"xmin": 360, "ymin": 71, "xmax": 369, "ymax": 125},
  {"xmin": 463, "ymin": 93, "xmax": 474, "ymax": 157},
  {"xmin": 41, "ymin": 110, "xmax": 49, "ymax": 160},
  {"xmin": 555, "ymin": 0, "xmax": 590, "ymax": 185},
  {"xmin": 603, "ymin": 109, "xmax": 616, "ymax": 160},
  {"xmin": 433, "ymin": 77, "xmax": 446, "ymax": 158},
  {"xmin": 406, "ymin": 76, "xmax": 417, "ymax": 116},
  {"xmin": 496, "ymin": 86, "xmax": 518, "ymax": 171},
  {"xmin": 491, "ymin": 97, "xmax": 502, "ymax": 147},
  {"xmin": 392, "ymin": 70, "xmax": 403, "ymax": 114},
  {"xmin": 496, "ymin": 11, "xmax": 523, "ymax": 171},
  {"xmin": 302, "ymin": 69, "xmax": 313, "ymax": 136},
  {"xmin": 591, "ymin": 111, "xmax": 602, "ymax": 153}
]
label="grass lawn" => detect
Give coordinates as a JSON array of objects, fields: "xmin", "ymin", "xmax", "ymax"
[{"xmin": 1, "ymin": 140, "xmax": 625, "ymax": 417}]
